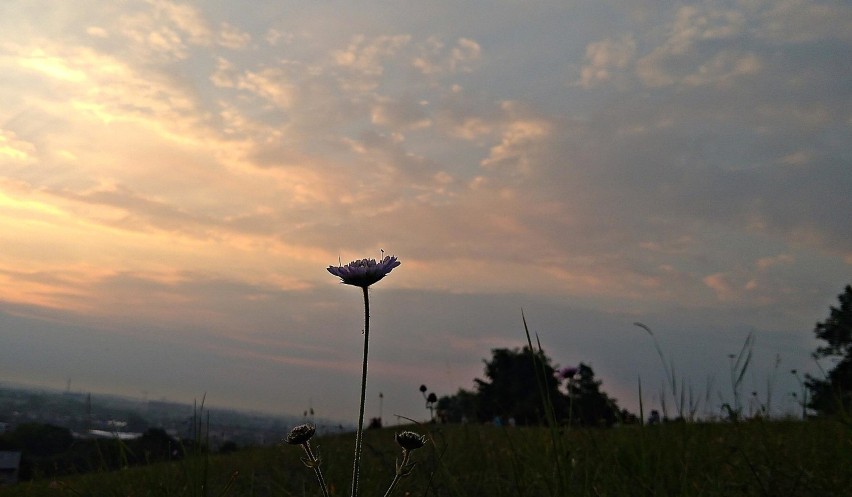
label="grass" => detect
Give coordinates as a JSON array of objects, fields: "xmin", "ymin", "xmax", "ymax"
[{"xmin": 1, "ymin": 418, "xmax": 850, "ymax": 497}]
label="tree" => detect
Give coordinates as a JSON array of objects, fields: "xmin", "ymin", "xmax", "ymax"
[
  {"xmin": 474, "ymin": 346, "xmax": 568, "ymax": 425},
  {"xmin": 565, "ymin": 363, "xmax": 622, "ymax": 426},
  {"xmin": 806, "ymin": 284, "xmax": 852, "ymax": 414},
  {"xmin": 436, "ymin": 388, "xmax": 478, "ymax": 423},
  {"xmin": 436, "ymin": 346, "xmax": 629, "ymax": 426}
]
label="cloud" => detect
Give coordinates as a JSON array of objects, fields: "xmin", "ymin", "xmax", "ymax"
[
  {"xmin": 0, "ymin": 0, "xmax": 849, "ymax": 418},
  {"xmin": 412, "ymin": 37, "xmax": 481, "ymax": 75},
  {"xmin": 236, "ymin": 67, "xmax": 297, "ymax": 108},
  {"xmin": 756, "ymin": 254, "xmax": 795, "ymax": 271},
  {"xmin": 578, "ymin": 35, "xmax": 636, "ymax": 88},
  {"xmin": 634, "ymin": 4, "xmax": 757, "ymax": 88},
  {"xmin": 144, "ymin": 0, "xmax": 214, "ymax": 46},
  {"xmin": 0, "ymin": 129, "xmax": 36, "ymax": 163},
  {"xmin": 217, "ymin": 22, "xmax": 251, "ymax": 49},
  {"xmin": 333, "ymin": 34, "xmax": 411, "ymax": 77},
  {"xmin": 370, "ymin": 96, "xmax": 432, "ymax": 130},
  {"xmin": 480, "ymin": 105, "xmax": 551, "ymax": 174}
]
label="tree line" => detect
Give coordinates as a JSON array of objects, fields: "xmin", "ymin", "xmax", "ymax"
[
  {"xmin": 437, "ymin": 347, "xmax": 635, "ymax": 426},
  {"xmin": 437, "ymin": 284, "xmax": 852, "ymax": 426}
]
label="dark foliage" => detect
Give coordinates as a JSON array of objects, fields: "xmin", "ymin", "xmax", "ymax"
[
  {"xmin": 0, "ymin": 423, "xmax": 73, "ymax": 456},
  {"xmin": 566, "ymin": 363, "xmax": 622, "ymax": 426},
  {"xmin": 436, "ymin": 388, "xmax": 478, "ymax": 423},
  {"xmin": 806, "ymin": 284, "xmax": 852, "ymax": 414},
  {"xmin": 0, "ymin": 424, "xmax": 183, "ymax": 481},
  {"xmin": 437, "ymin": 347, "xmax": 628, "ymax": 426},
  {"xmin": 475, "ymin": 347, "xmax": 567, "ymax": 425}
]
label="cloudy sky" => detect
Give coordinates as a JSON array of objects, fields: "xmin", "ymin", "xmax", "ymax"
[{"xmin": 0, "ymin": 0, "xmax": 850, "ymax": 423}]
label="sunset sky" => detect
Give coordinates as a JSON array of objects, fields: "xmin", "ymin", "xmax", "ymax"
[{"xmin": 1, "ymin": 0, "xmax": 850, "ymax": 423}]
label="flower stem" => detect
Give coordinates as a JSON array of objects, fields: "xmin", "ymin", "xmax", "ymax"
[
  {"xmin": 382, "ymin": 450, "xmax": 410, "ymax": 497},
  {"xmin": 301, "ymin": 443, "xmax": 330, "ymax": 497},
  {"xmin": 351, "ymin": 286, "xmax": 370, "ymax": 497}
]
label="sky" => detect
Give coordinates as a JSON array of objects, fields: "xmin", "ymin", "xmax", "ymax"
[{"xmin": 0, "ymin": 0, "xmax": 850, "ymax": 424}]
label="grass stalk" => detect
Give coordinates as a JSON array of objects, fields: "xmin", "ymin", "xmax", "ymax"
[{"xmin": 522, "ymin": 311, "xmax": 568, "ymax": 497}]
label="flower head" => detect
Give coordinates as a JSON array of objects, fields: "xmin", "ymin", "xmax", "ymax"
[
  {"xmin": 327, "ymin": 255, "xmax": 400, "ymax": 288},
  {"xmin": 285, "ymin": 423, "xmax": 316, "ymax": 445},
  {"xmin": 395, "ymin": 431, "xmax": 427, "ymax": 451}
]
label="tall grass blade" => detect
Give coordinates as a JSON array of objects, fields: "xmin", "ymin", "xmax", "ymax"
[{"xmin": 522, "ymin": 311, "xmax": 567, "ymax": 497}]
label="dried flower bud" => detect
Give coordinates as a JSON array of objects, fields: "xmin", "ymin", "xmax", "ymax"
[
  {"xmin": 286, "ymin": 423, "xmax": 316, "ymax": 445},
  {"xmin": 395, "ymin": 431, "xmax": 426, "ymax": 451}
]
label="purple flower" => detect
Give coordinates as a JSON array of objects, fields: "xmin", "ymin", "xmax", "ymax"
[
  {"xmin": 557, "ymin": 366, "xmax": 578, "ymax": 380},
  {"xmin": 327, "ymin": 255, "xmax": 400, "ymax": 287}
]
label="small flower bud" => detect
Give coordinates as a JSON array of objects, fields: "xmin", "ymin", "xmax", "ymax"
[
  {"xmin": 395, "ymin": 431, "xmax": 426, "ymax": 451},
  {"xmin": 286, "ymin": 423, "xmax": 316, "ymax": 445}
]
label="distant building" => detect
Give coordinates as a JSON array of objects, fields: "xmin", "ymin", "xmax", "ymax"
[{"xmin": 0, "ymin": 451, "xmax": 22, "ymax": 486}]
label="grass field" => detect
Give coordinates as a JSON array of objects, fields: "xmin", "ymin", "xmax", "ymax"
[{"xmin": 1, "ymin": 418, "xmax": 850, "ymax": 497}]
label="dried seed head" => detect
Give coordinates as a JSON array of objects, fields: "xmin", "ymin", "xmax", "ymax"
[
  {"xmin": 285, "ymin": 423, "xmax": 316, "ymax": 445},
  {"xmin": 395, "ymin": 431, "xmax": 427, "ymax": 451}
]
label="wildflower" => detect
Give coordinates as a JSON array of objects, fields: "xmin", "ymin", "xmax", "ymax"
[
  {"xmin": 325, "ymin": 253, "xmax": 401, "ymax": 497},
  {"xmin": 395, "ymin": 431, "xmax": 427, "ymax": 451},
  {"xmin": 286, "ymin": 423, "xmax": 316, "ymax": 445},
  {"xmin": 384, "ymin": 431, "xmax": 427, "ymax": 495},
  {"xmin": 327, "ymin": 255, "xmax": 400, "ymax": 288},
  {"xmin": 285, "ymin": 423, "xmax": 329, "ymax": 496}
]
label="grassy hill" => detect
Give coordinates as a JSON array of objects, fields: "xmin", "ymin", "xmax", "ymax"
[{"xmin": 1, "ymin": 419, "xmax": 850, "ymax": 497}]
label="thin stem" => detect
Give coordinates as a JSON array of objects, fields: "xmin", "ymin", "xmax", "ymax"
[
  {"xmin": 382, "ymin": 450, "xmax": 411, "ymax": 497},
  {"xmin": 351, "ymin": 286, "xmax": 370, "ymax": 497},
  {"xmin": 302, "ymin": 443, "xmax": 330, "ymax": 497}
]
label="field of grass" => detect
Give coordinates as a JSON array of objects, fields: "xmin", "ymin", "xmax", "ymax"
[{"xmin": 1, "ymin": 418, "xmax": 850, "ymax": 497}]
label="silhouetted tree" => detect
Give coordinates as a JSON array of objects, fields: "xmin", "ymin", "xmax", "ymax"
[
  {"xmin": 436, "ymin": 388, "xmax": 478, "ymax": 423},
  {"xmin": 436, "ymin": 347, "xmax": 630, "ymax": 426},
  {"xmin": 806, "ymin": 284, "xmax": 852, "ymax": 414},
  {"xmin": 474, "ymin": 346, "xmax": 568, "ymax": 425},
  {"xmin": 565, "ymin": 363, "xmax": 622, "ymax": 426}
]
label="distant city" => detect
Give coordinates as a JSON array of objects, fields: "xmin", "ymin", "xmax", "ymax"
[{"xmin": 0, "ymin": 382, "xmax": 349, "ymax": 448}]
